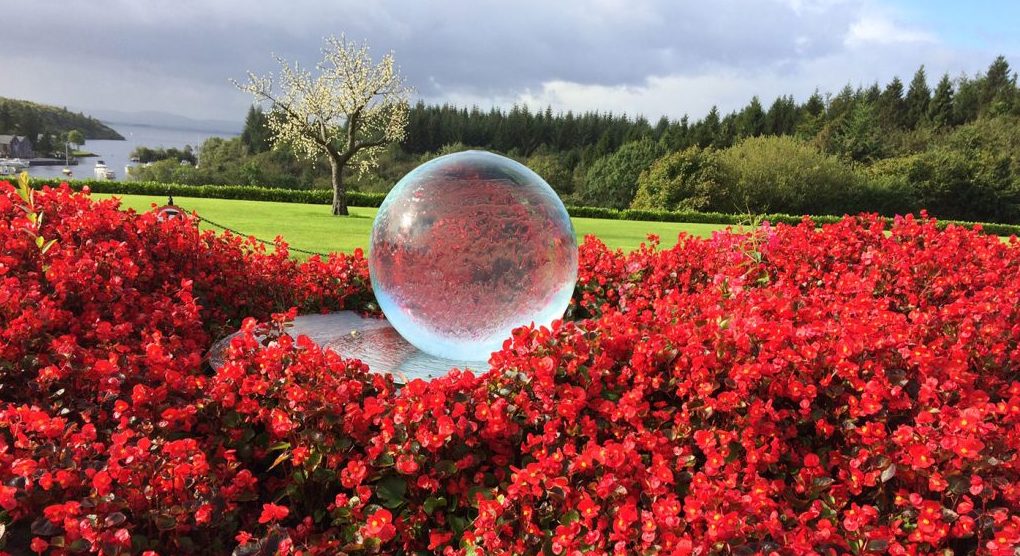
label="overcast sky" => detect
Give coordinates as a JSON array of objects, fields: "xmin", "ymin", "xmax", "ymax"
[{"xmin": 4, "ymin": 0, "xmax": 1018, "ymax": 124}]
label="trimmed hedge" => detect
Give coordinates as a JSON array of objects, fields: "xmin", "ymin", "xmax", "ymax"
[
  {"xmin": 30, "ymin": 178, "xmax": 389, "ymax": 208},
  {"xmin": 31, "ymin": 177, "xmax": 1020, "ymax": 237},
  {"xmin": 568, "ymin": 205, "xmax": 1020, "ymax": 237}
]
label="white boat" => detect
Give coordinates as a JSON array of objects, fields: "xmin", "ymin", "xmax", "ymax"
[
  {"xmin": 0, "ymin": 158, "xmax": 29, "ymax": 169},
  {"xmin": 94, "ymin": 160, "xmax": 116, "ymax": 180},
  {"xmin": 62, "ymin": 143, "xmax": 73, "ymax": 176},
  {"xmin": 0, "ymin": 165, "xmax": 15, "ymax": 176}
]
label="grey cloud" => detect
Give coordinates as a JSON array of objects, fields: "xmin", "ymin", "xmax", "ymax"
[{"xmin": 0, "ymin": 0, "xmax": 1005, "ymax": 121}]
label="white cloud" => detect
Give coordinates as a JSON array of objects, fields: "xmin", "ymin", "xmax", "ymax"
[{"xmin": 845, "ymin": 16, "xmax": 938, "ymax": 46}]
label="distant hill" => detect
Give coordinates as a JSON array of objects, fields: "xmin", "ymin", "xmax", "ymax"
[
  {"xmin": 85, "ymin": 108, "xmax": 242, "ymax": 135},
  {"xmin": 0, "ymin": 97, "xmax": 124, "ymax": 140}
]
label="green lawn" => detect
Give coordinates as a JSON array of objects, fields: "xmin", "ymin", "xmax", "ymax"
[{"xmin": 95, "ymin": 194, "xmax": 729, "ymax": 256}]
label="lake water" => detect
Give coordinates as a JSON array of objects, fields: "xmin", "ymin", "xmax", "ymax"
[{"xmin": 25, "ymin": 122, "xmax": 238, "ymax": 181}]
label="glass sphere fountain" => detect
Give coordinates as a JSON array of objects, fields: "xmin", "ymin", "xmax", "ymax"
[{"xmin": 369, "ymin": 150, "xmax": 577, "ymax": 361}]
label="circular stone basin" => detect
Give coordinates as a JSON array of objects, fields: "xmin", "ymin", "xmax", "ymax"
[{"xmin": 207, "ymin": 312, "xmax": 487, "ymax": 382}]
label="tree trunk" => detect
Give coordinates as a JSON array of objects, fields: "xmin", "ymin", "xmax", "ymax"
[{"xmin": 329, "ymin": 156, "xmax": 349, "ymax": 216}]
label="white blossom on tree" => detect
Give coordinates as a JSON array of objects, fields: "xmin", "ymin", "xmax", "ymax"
[{"xmin": 235, "ymin": 35, "xmax": 412, "ymax": 215}]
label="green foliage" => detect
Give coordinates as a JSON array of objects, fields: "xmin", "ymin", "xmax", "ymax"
[
  {"xmin": 904, "ymin": 66, "xmax": 931, "ymax": 129},
  {"xmin": 0, "ymin": 96, "xmax": 123, "ymax": 139},
  {"xmin": 982, "ymin": 56, "xmax": 1017, "ymax": 117},
  {"xmin": 928, "ymin": 74, "xmax": 955, "ymax": 129},
  {"xmin": 765, "ymin": 95, "xmax": 798, "ymax": 136},
  {"xmin": 851, "ymin": 167, "xmax": 919, "ymax": 216},
  {"xmin": 131, "ymin": 146, "xmax": 197, "ymax": 165},
  {"xmin": 736, "ymin": 96, "xmax": 767, "ymax": 138},
  {"xmin": 77, "ymin": 54, "xmax": 1020, "ymax": 223},
  {"xmin": 525, "ymin": 151, "xmax": 573, "ymax": 194},
  {"xmin": 894, "ymin": 150, "xmax": 1016, "ymax": 221},
  {"xmin": 715, "ymin": 135, "xmax": 860, "ymax": 215},
  {"xmin": 32, "ymin": 177, "xmax": 386, "ymax": 206},
  {"xmin": 66, "ymin": 129, "xmax": 85, "ymax": 149},
  {"xmin": 830, "ymin": 101, "xmax": 885, "ymax": 162},
  {"xmin": 241, "ymin": 105, "xmax": 272, "ymax": 154},
  {"xmin": 631, "ymin": 146, "xmax": 721, "ymax": 212},
  {"xmin": 35, "ymin": 132, "xmax": 55, "ymax": 155},
  {"xmin": 30, "ymin": 178, "xmax": 1020, "ymax": 237},
  {"xmin": 130, "ymin": 159, "xmax": 197, "ymax": 185},
  {"xmin": 953, "ymin": 76, "xmax": 982, "ymax": 125},
  {"xmin": 576, "ymin": 138, "xmax": 662, "ymax": 209},
  {"xmin": 877, "ymin": 76, "xmax": 907, "ymax": 130}
]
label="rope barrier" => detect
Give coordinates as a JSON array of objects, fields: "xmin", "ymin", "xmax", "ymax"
[{"xmin": 168, "ymin": 197, "xmax": 331, "ymax": 257}]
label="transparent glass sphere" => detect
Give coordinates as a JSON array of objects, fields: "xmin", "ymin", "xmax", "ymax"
[{"xmin": 368, "ymin": 150, "xmax": 578, "ymax": 361}]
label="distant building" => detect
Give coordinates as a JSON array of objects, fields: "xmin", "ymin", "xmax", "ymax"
[{"xmin": 0, "ymin": 135, "xmax": 34, "ymax": 158}]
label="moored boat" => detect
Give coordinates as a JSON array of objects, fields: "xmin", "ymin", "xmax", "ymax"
[{"xmin": 94, "ymin": 160, "xmax": 116, "ymax": 180}]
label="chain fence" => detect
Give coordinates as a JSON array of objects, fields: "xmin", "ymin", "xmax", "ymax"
[{"xmin": 167, "ymin": 197, "xmax": 331, "ymax": 257}]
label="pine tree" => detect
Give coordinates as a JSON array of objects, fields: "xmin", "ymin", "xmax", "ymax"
[
  {"xmin": 765, "ymin": 95, "xmax": 798, "ymax": 135},
  {"xmin": 877, "ymin": 76, "xmax": 907, "ymax": 129},
  {"xmin": 557, "ymin": 111, "xmax": 577, "ymax": 151},
  {"xmin": 928, "ymin": 73, "xmax": 955, "ymax": 128},
  {"xmin": 652, "ymin": 116, "xmax": 670, "ymax": 141},
  {"xmin": 660, "ymin": 116, "xmax": 690, "ymax": 150},
  {"xmin": 717, "ymin": 112, "xmax": 738, "ymax": 148},
  {"xmin": 241, "ymin": 106, "xmax": 271, "ymax": 154},
  {"xmin": 803, "ymin": 90, "xmax": 825, "ymax": 117},
  {"xmin": 982, "ymin": 55, "xmax": 1016, "ymax": 116},
  {"xmin": 694, "ymin": 107, "xmax": 721, "ymax": 147},
  {"xmin": 827, "ymin": 84, "xmax": 856, "ymax": 122},
  {"xmin": 954, "ymin": 74, "xmax": 982, "ymax": 124},
  {"xmin": 834, "ymin": 101, "xmax": 883, "ymax": 162},
  {"xmin": 904, "ymin": 66, "xmax": 931, "ymax": 128},
  {"xmin": 863, "ymin": 83, "xmax": 882, "ymax": 105},
  {"xmin": 736, "ymin": 96, "xmax": 766, "ymax": 138}
]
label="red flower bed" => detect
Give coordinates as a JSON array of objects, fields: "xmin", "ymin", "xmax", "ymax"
[{"xmin": 2, "ymin": 182, "xmax": 1020, "ymax": 555}]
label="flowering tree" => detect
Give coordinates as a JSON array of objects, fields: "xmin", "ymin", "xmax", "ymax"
[{"xmin": 236, "ymin": 35, "xmax": 411, "ymax": 215}]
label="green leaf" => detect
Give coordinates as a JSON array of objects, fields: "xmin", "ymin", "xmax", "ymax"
[
  {"xmin": 423, "ymin": 496, "xmax": 447, "ymax": 515},
  {"xmin": 449, "ymin": 514, "xmax": 469, "ymax": 535},
  {"xmin": 268, "ymin": 442, "xmax": 291, "ymax": 452},
  {"xmin": 41, "ymin": 239, "xmax": 57, "ymax": 254},
  {"xmin": 376, "ymin": 475, "xmax": 407, "ymax": 509},
  {"xmin": 131, "ymin": 534, "xmax": 149, "ymax": 552},
  {"xmin": 307, "ymin": 450, "xmax": 322, "ymax": 471},
  {"xmin": 560, "ymin": 510, "xmax": 580, "ymax": 525},
  {"xmin": 435, "ymin": 459, "xmax": 458, "ymax": 475}
]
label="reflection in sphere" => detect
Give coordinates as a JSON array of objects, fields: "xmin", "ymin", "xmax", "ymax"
[{"xmin": 368, "ymin": 150, "xmax": 578, "ymax": 361}]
